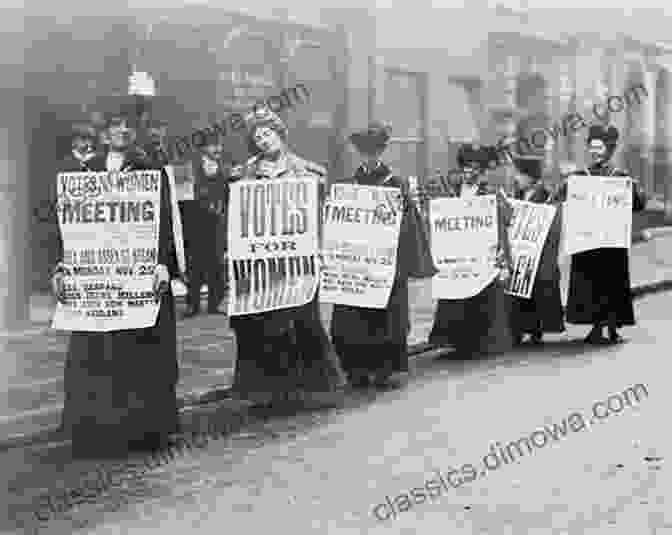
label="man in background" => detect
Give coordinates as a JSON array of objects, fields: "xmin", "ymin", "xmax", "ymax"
[
  {"xmin": 62, "ymin": 123, "xmax": 97, "ymax": 169},
  {"xmin": 145, "ymin": 119, "xmax": 171, "ymax": 167},
  {"xmin": 183, "ymin": 134, "xmax": 230, "ymax": 317}
]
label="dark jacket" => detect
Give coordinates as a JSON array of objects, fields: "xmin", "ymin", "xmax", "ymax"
[
  {"xmin": 513, "ymin": 179, "xmax": 552, "ymax": 203},
  {"xmin": 330, "ymin": 161, "xmax": 435, "ymax": 375},
  {"xmin": 57, "ymin": 147, "xmax": 180, "ymax": 454},
  {"xmin": 192, "ymin": 153, "xmax": 231, "ymax": 214}
]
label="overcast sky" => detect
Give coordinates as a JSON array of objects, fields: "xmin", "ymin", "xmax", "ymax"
[{"xmin": 488, "ymin": 0, "xmax": 669, "ymax": 15}]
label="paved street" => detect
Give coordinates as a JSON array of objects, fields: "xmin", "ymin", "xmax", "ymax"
[
  {"xmin": 5, "ymin": 290, "xmax": 669, "ymax": 534},
  {"xmin": 2, "ymin": 229, "xmax": 672, "ymax": 443}
]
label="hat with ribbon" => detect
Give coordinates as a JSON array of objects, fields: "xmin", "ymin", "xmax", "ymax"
[
  {"xmin": 243, "ymin": 105, "xmax": 288, "ymax": 141},
  {"xmin": 349, "ymin": 121, "xmax": 392, "ymax": 154},
  {"xmin": 70, "ymin": 123, "xmax": 96, "ymax": 143},
  {"xmin": 457, "ymin": 143, "xmax": 501, "ymax": 170},
  {"xmin": 586, "ymin": 124, "xmax": 619, "ymax": 149}
]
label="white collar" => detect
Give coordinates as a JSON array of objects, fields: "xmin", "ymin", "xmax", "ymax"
[
  {"xmin": 106, "ymin": 151, "xmax": 125, "ymax": 171},
  {"xmin": 361, "ymin": 161, "xmax": 382, "ymax": 173}
]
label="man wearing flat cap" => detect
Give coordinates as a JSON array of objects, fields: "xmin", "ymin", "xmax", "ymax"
[{"xmin": 62, "ymin": 124, "xmax": 97, "ymax": 170}]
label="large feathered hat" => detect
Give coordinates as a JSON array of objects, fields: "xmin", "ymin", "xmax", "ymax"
[
  {"xmin": 513, "ymin": 157, "xmax": 543, "ymax": 181},
  {"xmin": 586, "ymin": 124, "xmax": 619, "ymax": 149},
  {"xmin": 244, "ymin": 105, "xmax": 288, "ymax": 140},
  {"xmin": 456, "ymin": 143, "xmax": 501, "ymax": 171},
  {"xmin": 243, "ymin": 105, "xmax": 288, "ymax": 155},
  {"xmin": 70, "ymin": 123, "xmax": 96, "ymax": 143},
  {"xmin": 349, "ymin": 121, "xmax": 392, "ymax": 154}
]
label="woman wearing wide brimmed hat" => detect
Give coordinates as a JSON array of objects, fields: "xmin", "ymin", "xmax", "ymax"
[
  {"xmin": 227, "ymin": 106, "xmax": 347, "ymax": 407},
  {"xmin": 507, "ymin": 153, "xmax": 565, "ymax": 346},
  {"xmin": 52, "ymin": 110, "xmax": 180, "ymax": 457},
  {"xmin": 555, "ymin": 124, "xmax": 645, "ymax": 344},
  {"xmin": 427, "ymin": 143, "xmax": 515, "ymax": 356},
  {"xmin": 329, "ymin": 122, "xmax": 436, "ymax": 389}
]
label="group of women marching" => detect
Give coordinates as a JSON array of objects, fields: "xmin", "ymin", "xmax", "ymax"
[{"xmin": 50, "ymin": 106, "xmax": 645, "ymax": 458}]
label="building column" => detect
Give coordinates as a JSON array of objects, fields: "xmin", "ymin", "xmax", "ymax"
[
  {"xmin": 622, "ymin": 58, "xmax": 654, "ymax": 195},
  {"xmin": 0, "ymin": 11, "xmax": 29, "ymax": 332},
  {"xmin": 641, "ymin": 67, "xmax": 657, "ymax": 196},
  {"xmin": 320, "ymin": 7, "xmax": 376, "ymax": 177},
  {"xmin": 487, "ymin": 40, "xmax": 518, "ymax": 193},
  {"xmin": 655, "ymin": 62, "xmax": 672, "ymax": 220}
]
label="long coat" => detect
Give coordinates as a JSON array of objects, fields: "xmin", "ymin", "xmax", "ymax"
[
  {"xmin": 56, "ymin": 148, "xmax": 180, "ymax": 456},
  {"xmin": 427, "ymin": 173, "xmax": 514, "ymax": 354},
  {"xmin": 228, "ymin": 152, "xmax": 346, "ymax": 405},
  {"xmin": 508, "ymin": 181, "xmax": 565, "ymax": 336},
  {"xmin": 192, "ymin": 153, "xmax": 230, "ymax": 261},
  {"xmin": 560, "ymin": 162, "xmax": 641, "ymax": 327},
  {"xmin": 329, "ymin": 162, "xmax": 436, "ymax": 377}
]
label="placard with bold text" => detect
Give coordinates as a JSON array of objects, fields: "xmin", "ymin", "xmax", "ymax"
[{"xmin": 51, "ymin": 170, "xmax": 161, "ymax": 331}]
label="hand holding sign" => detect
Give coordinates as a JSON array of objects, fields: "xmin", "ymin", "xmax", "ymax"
[
  {"xmin": 52, "ymin": 272, "xmax": 66, "ymax": 304},
  {"xmin": 153, "ymin": 264, "xmax": 170, "ymax": 302}
]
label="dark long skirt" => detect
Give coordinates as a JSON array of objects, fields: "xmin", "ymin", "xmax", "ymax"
[
  {"xmin": 510, "ymin": 215, "xmax": 565, "ymax": 336},
  {"xmin": 510, "ymin": 272, "xmax": 565, "ymax": 336},
  {"xmin": 330, "ymin": 278, "xmax": 410, "ymax": 377},
  {"xmin": 61, "ymin": 290, "xmax": 179, "ymax": 457},
  {"xmin": 566, "ymin": 248, "xmax": 635, "ymax": 327},
  {"xmin": 429, "ymin": 279, "xmax": 513, "ymax": 355},
  {"xmin": 230, "ymin": 293, "xmax": 346, "ymax": 405}
]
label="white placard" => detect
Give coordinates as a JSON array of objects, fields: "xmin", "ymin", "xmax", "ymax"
[
  {"xmin": 430, "ymin": 195, "xmax": 499, "ymax": 300},
  {"xmin": 320, "ymin": 184, "xmax": 402, "ymax": 308},
  {"xmin": 506, "ymin": 200, "xmax": 557, "ymax": 298},
  {"xmin": 51, "ymin": 170, "xmax": 161, "ymax": 331},
  {"xmin": 563, "ymin": 175, "xmax": 632, "ymax": 255},
  {"xmin": 227, "ymin": 176, "xmax": 319, "ymax": 316}
]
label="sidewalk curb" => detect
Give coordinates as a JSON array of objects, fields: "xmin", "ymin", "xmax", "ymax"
[{"xmin": 2, "ymin": 236, "xmax": 672, "ymax": 454}]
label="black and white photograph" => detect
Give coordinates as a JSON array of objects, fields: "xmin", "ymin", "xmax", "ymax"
[{"xmin": 1, "ymin": 0, "xmax": 671, "ymax": 533}]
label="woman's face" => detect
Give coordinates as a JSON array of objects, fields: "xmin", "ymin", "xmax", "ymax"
[
  {"xmin": 73, "ymin": 136, "xmax": 93, "ymax": 155},
  {"xmin": 253, "ymin": 126, "xmax": 284, "ymax": 155},
  {"xmin": 588, "ymin": 139, "xmax": 608, "ymax": 164},
  {"xmin": 107, "ymin": 119, "xmax": 134, "ymax": 151},
  {"xmin": 203, "ymin": 143, "xmax": 222, "ymax": 160},
  {"xmin": 516, "ymin": 171, "xmax": 533, "ymax": 189},
  {"xmin": 462, "ymin": 164, "xmax": 480, "ymax": 185},
  {"xmin": 357, "ymin": 148, "xmax": 383, "ymax": 167}
]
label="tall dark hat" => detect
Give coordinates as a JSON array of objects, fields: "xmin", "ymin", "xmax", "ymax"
[
  {"xmin": 586, "ymin": 124, "xmax": 619, "ymax": 149},
  {"xmin": 147, "ymin": 118, "xmax": 169, "ymax": 131},
  {"xmin": 104, "ymin": 110, "xmax": 134, "ymax": 131},
  {"xmin": 244, "ymin": 105, "xmax": 288, "ymax": 140},
  {"xmin": 349, "ymin": 121, "xmax": 392, "ymax": 154},
  {"xmin": 70, "ymin": 123, "xmax": 96, "ymax": 143},
  {"xmin": 456, "ymin": 143, "xmax": 501, "ymax": 170}
]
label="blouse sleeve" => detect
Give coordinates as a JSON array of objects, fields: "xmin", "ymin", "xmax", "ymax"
[
  {"xmin": 496, "ymin": 192, "xmax": 514, "ymax": 270},
  {"xmin": 397, "ymin": 181, "xmax": 437, "ymax": 280},
  {"xmin": 620, "ymin": 171, "xmax": 647, "ymax": 212}
]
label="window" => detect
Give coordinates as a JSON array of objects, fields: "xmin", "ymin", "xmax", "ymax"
[{"xmin": 382, "ymin": 68, "xmax": 426, "ymax": 179}]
